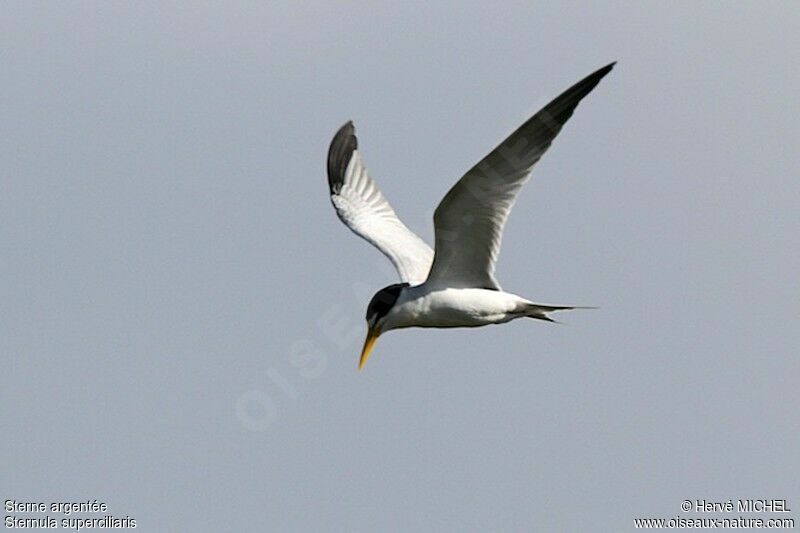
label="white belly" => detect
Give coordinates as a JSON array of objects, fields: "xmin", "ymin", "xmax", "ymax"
[{"xmin": 387, "ymin": 286, "xmax": 530, "ymax": 329}]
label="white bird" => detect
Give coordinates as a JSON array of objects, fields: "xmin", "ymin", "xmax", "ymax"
[{"xmin": 327, "ymin": 62, "xmax": 615, "ymax": 369}]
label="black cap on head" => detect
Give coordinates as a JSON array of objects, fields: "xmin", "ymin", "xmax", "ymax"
[{"xmin": 366, "ymin": 283, "xmax": 409, "ymax": 323}]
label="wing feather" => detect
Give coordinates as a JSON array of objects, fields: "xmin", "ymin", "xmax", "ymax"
[
  {"xmin": 426, "ymin": 62, "xmax": 615, "ymax": 289},
  {"xmin": 327, "ymin": 122, "xmax": 434, "ymax": 285}
]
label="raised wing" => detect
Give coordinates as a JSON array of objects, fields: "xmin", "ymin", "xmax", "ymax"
[
  {"xmin": 327, "ymin": 121, "xmax": 434, "ymax": 285},
  {"xmin": 426, "ymin": 62, "xmax": 615, "ymax": 289}
]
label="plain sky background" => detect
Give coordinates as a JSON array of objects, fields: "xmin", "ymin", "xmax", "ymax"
[{"xmin": 2, "ymin": 2, "xmax": 798, "ymax": 531}]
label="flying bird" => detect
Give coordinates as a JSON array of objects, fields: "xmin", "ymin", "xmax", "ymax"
[{"xmin": 327, "ymin": 62, "xmax": 615, "ymax": 369}]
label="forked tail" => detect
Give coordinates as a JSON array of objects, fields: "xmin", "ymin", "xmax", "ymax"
[{"xmin": 524, "ymin": 303, "xmax": 597, "ymax": 323}]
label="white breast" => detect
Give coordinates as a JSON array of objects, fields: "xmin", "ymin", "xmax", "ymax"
[{"xmin": 385, "ymin": 286, "xmax": 531, "ymax": 329}]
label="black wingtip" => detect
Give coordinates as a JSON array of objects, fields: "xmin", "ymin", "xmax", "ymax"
[
  {"xmin": 595, "ymin": 61, "xmax": 616, "ymax": 79},
  {"xmin": 574, "ymin": 61, "xmax": 616, "ymax": 95},
  {"xmin": 531, "ymin": 61, "xmax": 616, "ymax": 132},
  {"xmin": 327, "ymin": 121, "xmax": 357, "ymax": 194}
]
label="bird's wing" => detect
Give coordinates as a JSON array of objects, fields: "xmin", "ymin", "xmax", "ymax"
[
  {"xmin": 327, "ymin": 121, "xmax": 434, "ymax": 285},
  {"xmin": 426, "ymin": 62, "xmax": 615, "ymax": 290}
]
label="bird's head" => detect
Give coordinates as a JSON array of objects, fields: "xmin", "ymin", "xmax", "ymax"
[{"xmin": 359, "ymin": 282, "xmax": 409, "ymax": 370}]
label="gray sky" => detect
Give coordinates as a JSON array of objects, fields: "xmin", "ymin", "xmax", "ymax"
[{"xmin": 2, "ymin": 2, "xmax": 798, "ymax": 531}]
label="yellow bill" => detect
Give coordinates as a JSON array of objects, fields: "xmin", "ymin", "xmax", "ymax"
[{"xmin": 358, "ymin": 327, "xmax": 380, "ymax": 370}]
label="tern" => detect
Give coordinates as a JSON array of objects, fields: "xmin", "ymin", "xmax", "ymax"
[{"xmin": 327, "ymin": 62, "xmax": 615, "ymax": 369}]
